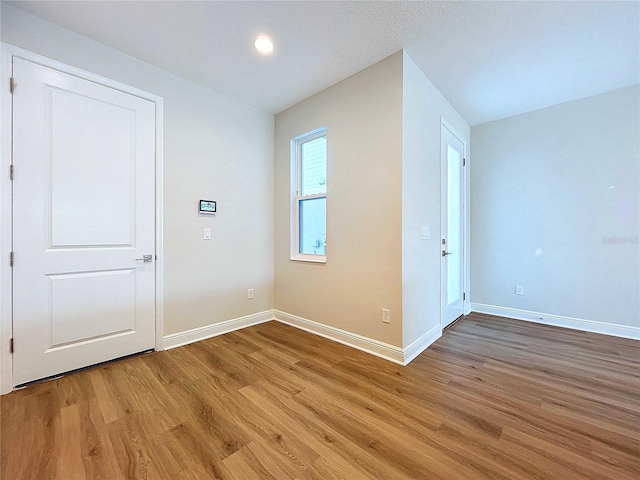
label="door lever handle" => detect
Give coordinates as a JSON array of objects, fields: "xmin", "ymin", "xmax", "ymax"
[
  {"xmin": 442, "ymin": 250, "xmax": 452, "ymax": 257},
  {"xmin": 135, "ymin": 254, "xmax": 153, "ymax": 263}
]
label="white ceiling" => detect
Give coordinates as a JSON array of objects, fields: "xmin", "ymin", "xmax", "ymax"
[{"xmin": 8, "ymin": 1, "xmax": 640, "ymax": 125}]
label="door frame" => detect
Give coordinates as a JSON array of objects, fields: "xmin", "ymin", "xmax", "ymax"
[
  {"xmin": 0, "ymin": 44, "xmax": 165, "ymax": 394},
  {"xmin": 440, "ymin": 118, "xmax": 471, "ymax": 329}
]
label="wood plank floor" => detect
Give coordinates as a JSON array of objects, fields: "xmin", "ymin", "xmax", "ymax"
[{"xmin": 1, "ymin": 313, "xmax": 639, "ymax": 479}]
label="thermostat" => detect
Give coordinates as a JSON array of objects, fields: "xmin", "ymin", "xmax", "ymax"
[{"xmin": 199, "ymin": 200, "xmax": 216, "ymax": 214}]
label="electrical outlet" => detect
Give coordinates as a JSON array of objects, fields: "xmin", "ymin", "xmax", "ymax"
[
  {"xmin": 382, "ymin": 308, "xmax": 390, "ymax": 324},
  {"xmin": 248, "ymin": 288, "xmax": 254, "ymax": 299},
  {"xmin": 515, "ymin": 285, "xmax": 524, "ymax": 295}
]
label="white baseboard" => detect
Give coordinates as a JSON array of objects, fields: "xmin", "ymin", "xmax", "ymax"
[
  {"xmin": 273, "ymin": 310, "xmax": 439, "ymax": 365},
  {"xmin": 163, "ymin": 310, "xmax": 274, "ymax": 350},
  {"xmin": 163, "ymin": 308, "xmax": 443, "ymax": 365},
  {"xmin": 403, "ymin": 324, "xmax": 442, "ymax": 364},
  {"xmin": 274, "ymin": 310, "xmax": 406, "ymax": 364},
  {"xmin": 471, "ymin": 303, "xmax": 640, "ymax": 340}
]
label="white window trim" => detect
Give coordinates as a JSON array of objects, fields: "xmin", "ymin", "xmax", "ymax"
[{"xmin": 290, "ymin": 127, "xmax": 327, "ymax": 263}]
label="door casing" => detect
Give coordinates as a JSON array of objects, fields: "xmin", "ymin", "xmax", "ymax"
[{"xmin": 0, "ymin": 44, "xmax": 165, "ymax": 394}]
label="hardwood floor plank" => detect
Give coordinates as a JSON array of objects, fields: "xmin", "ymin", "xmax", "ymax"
[
  {"xmin": 78, "ymin": 398, "xmax": 123, "ymax": 480},
  {"xmin": 2, "ymin": 313, "xmax": 638, "ymax": 479},
  {"xmin": 222, "ymin": 448, "xmax": 265, "ymax": 480},
  {"xmin": 59, "ymin": 403, "xmax": 87, "ymax": 480},
  {"xmin": 89, "ymin": 370, "xmax": 121, "ymax": 424}
]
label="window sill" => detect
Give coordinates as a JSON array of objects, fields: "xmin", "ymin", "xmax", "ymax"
[{"xmin": 290, "ymin": 255, "xmax": 326, "ymax": 264}]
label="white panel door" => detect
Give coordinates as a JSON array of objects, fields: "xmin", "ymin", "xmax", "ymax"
[
  {"xmin": 441, "ymin": 124, "xmax": 465, "ymax": 328},
  {"xmin": 12, "ymin": 58, "xmax": 156, "ymax": 385}
]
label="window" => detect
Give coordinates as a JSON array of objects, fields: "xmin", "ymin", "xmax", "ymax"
[{"xmin": 291, "ymin": 128, "xmax": 327, "ymax": 262}]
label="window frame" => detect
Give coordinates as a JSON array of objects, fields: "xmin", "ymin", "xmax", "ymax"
[{"xmin": 290, "ymin": 127, "xmax": 327, "ymax": 263}]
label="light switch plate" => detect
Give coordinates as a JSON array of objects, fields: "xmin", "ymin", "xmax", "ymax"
[
  {"xmin": 203, "ymin": 228, "xmax": 211, "ymax": 240},
  {"xmin": 421, "ymin": 227, "xmax": 430, "ymax": 240}
]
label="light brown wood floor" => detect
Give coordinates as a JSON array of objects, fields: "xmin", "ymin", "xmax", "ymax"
[{"xmin": 1, "ymin": 313, "xmax": 639, "ymax": 479}]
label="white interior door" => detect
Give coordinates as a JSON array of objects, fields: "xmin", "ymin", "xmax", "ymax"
[
  {"xmin": 11, "ymin": 57, "xmax": 156, "ymax": 385},
  {"xmin": 441, "ymin": 124, "xmax": 465, "ymax": 328}
]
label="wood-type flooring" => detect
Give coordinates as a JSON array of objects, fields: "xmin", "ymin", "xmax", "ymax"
[{"xmin": 2, "ymin": 313, "xmax": 638, "ymax": 479}]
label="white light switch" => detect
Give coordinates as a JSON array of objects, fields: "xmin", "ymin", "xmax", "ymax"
[
  {"xmin": 203, "ymin": 228, "xmax": 211, "ymax": 240},
  {"xmin": 421, "ymin": 227, "xmax": 431, "ymax": 240}
]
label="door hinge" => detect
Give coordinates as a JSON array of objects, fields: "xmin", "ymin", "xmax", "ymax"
[
  {"xmin": 9, "ymin": 338, "xmax": 13, "ymax": 354},
  {"xmin": 463, "ymin": 292, "xmax": 466, "ymax": 301},
  {"xmin": 9, "ymin": 251, "xmax": 14, "ymax": 267},
  {"xmin": 463, "ymin": 158, "xmax": 466, "ymax": 167},
  {"xmin": 9, "ymin": 77, "xmax": 16, "ymax": 94},
  {"xmin": 9, "ymin": 165, "xmax": 14, "ymax": 181}
]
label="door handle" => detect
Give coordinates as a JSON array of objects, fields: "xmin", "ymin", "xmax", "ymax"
[
  {"xmin": 135, "ymin": 254, "xmax": 153, "ymax": 263},
  {"xmin": 442, "ymin": 250, "xmax": 452, "ymax": 257}
]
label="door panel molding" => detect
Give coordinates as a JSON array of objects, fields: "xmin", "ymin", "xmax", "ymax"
[{"xmin": 0, "ymin": 43, "xmax": 164, "ymax": 394}]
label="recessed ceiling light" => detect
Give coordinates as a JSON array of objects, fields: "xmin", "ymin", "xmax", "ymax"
[{"xmin": 253, "ymin": 35, "xmax": 274, "ymax": 55}]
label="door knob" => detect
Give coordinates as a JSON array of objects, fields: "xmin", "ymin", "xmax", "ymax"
[
  {"xmin": 442, "ymin": 250, "xmax": 452, "ymax": 257},
  {"xmin": 135, "ymin": 254, "xmax": 153, "ymax": 262}
]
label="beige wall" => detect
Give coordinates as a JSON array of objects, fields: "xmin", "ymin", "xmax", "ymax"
[
  {"xmin": 2, "ymin": 5, "xmax": 275, "ymax": 336},
  {"xmin": 401, "ymin": 52, "xmax": 470, "ymax": 347},
  {"xmin": 274, "ymin": 52, "xmax": 404, "ymax": 347}
]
